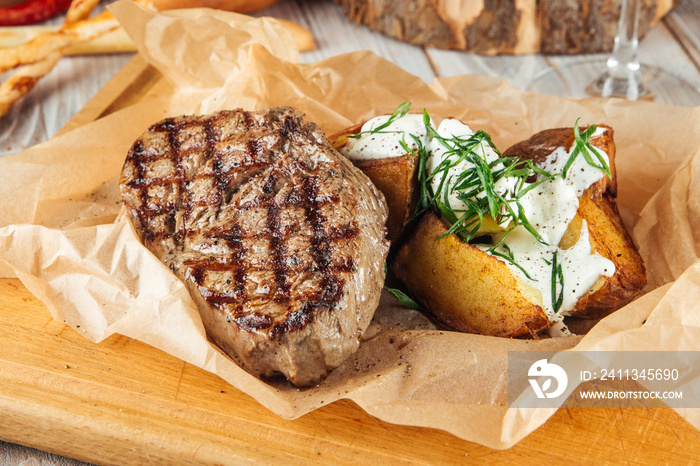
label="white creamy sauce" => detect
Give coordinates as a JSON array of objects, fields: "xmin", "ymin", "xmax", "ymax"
[
  {"xmin": 343, "ymin": 114, "xmax": 429, "ymax": 160},
  {"xmin": 426, "ymin": 119, "xmax": 516, "ymax": 220},
  {"xmin": 518, "ymin": 176, "xmax": 579, "ymax": 246},
  {"xmin": 537, "ymin": 126, "xmax": 609, "ymax": 197},
  {"xmin": 483, "ymin": 222, "xmax": 614, "ymax": 324},
  {"xmin": 343, "ymin": 112, "xmax": 616, "ymax": 335}
]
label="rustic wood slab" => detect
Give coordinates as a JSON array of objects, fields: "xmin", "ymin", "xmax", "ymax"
[{"xmin": 332, "ymin": 0, "xmax": 675, "ymax": 54}]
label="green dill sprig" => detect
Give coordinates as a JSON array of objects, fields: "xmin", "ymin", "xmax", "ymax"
[
  {"xmin": 490, "ymin": 244, "xmax": 535, "ymax": 281},
  {"xmin": 348, "ymin": 101, "xmax": 412, "ymax": 139},
  {"xmin": 412, "ymin": 112, "xmax": 433, "ymax": 216},
  {"xmin": 416, "ymin": 117, "xmax": 555, "ymax": 246},
  {"xmin": 382, "ymin": 262, "xmax": 422, "ymax": 310},
  {"xmin": 562, "ymin": 119, "xmax": 612, "ymax": 180},
  {"xmin": 385, "ymin": 286, "xmax": 422, "ymax": 310},
  {"xmin": 550, "ymin": 251, "xmax": 565, "ymax": 314}
]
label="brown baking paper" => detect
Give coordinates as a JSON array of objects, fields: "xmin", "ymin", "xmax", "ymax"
[{"xmin": 1, "ymin": 0, "xmax": 700, "ymax": 449}]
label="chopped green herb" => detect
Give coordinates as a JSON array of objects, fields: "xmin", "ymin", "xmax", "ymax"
[
  {"xmin": 383, "ymin": 261, "xmax": 421, "ymax": 310},
  {"xmin": 562, "ymin": 119, "xmax": 612, "ymax": 180},
  {"xmin": 416, "ymin": 117, "xmax": 555, "ymax": 246},
  {"xmin": 550, "ymin": 250, "xmax": 565, "ymax": 314},
  {"xmin": 348, "ymin": 101, "xmax": 412, "ymax": 139},
  {"xmin": 385, "ymin": 286, "xmax": 422, "ymax": 310},
  {"xmin": 490, "ymin": 243, "xmax": 536, "ymax": 281}
]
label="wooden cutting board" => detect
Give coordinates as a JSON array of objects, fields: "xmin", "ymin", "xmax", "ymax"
[{"xmin": 1, "ymin": 56, "xmax": 699, "ymax": 465}]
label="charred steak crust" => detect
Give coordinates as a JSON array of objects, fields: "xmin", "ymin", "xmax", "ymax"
[{"xmin": 120, "ymin": 107, "xmax": 389, "ymax": 386}]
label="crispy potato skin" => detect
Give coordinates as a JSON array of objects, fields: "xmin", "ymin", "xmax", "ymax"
[
  {"xmin": 391, "ymin": 212, "xmax": 550, "ymax": 337},
  {"xmin": 329, "ymin": 123, "xmax": 418, "ymax": 242},
  {"xmin": 329, "ymin": 122, "xmax": 363, "ymax": 152}
]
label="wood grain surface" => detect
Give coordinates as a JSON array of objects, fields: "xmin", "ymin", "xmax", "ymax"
[{"xmin": 2, "ymin": 277, "xmax": 699, "ymax": 465}]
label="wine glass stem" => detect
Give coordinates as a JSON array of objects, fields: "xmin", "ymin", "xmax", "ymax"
[
  {"xmin": 596, "ymin": 0, "xmax": 648, "ymax": 99},
  {"xmin": 609, "ymin": 0, "xmax": 640, "ymax": 75}
]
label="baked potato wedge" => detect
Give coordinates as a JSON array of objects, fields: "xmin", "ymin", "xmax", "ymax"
[
  {"xmin": 391, "ymin": 211, "xmax": 550, "ymax": 337},
  {"xmin": 329, "ymin": 122, "xmax": 418, "ymax": 242},
  {"xmin": 504, "ymin": 125, "xmax": 646, "ymax": 320},
  {"xmin": 565, "ymin": 195, "xmax": 647, "ymax": 318},
  {"xmin": 390, "ymin": 123, "xmax": 645, "ymax": 336}
]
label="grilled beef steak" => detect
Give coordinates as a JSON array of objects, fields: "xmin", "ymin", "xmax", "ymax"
[{"xmin": 119, "ymin": 106, "xmax": 389, "ymax": 386}]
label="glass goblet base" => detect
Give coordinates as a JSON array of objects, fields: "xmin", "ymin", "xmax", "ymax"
[{"xmin": 526, "ymin": 58, "xmax": 700, "ymax": 107}]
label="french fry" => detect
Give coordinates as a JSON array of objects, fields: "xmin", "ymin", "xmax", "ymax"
[
  {"xmin": 279, "ymin": 18, "xmax": 314, "ymax": 52},
  {"xmin": 0, "ymin": 17, "xmax": 314, "ymax": 56}
]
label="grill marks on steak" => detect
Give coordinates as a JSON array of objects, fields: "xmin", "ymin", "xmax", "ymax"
[
  {"xmin": 120, "ymin": 107, "xmax": 389, "ymax": 385},
  {"xmin": 128, "ymin": 115, "xmax": 355, "ymax": 327}
]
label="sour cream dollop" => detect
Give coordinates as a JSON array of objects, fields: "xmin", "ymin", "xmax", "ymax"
[{"xmin": 343, "ymin": 114, "xmax": 430, "ymax": 160}]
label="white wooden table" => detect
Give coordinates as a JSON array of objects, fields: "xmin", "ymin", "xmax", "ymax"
[{"xmin": 1, "ymin": 0, "xmax": 699, "ymax": 464}]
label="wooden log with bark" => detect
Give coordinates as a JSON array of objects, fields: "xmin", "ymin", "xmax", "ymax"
[{"xmin": 334, "ymin": 0, "xmax": 676, "ymax": 55}]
